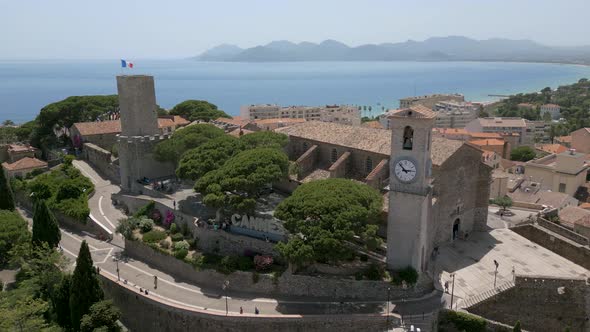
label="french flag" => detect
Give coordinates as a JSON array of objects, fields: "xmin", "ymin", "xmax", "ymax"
[{"xmin": 121, "ymin": 59, "xmax": 134, "ymax": 68}]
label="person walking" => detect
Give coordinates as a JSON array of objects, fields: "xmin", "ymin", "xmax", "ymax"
[
  {"xmin": 239, "ymin": 307, "xmax": 243, "ymax": 314},
  {"xmin": 254, "ymin": 307, "xmax": 259, "ymax": 315},
  {"xmin": 444, "ymin": 281, "xmax": 449, "ymax": 293}
]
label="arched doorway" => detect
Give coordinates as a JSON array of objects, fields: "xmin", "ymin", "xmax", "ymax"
[{"xmin": 452, "ymin": 219, "xmax": 460, "ymax": 240}]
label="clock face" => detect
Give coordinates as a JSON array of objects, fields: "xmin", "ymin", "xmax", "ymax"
[{"xmin": 394, "ymin": 159, "xmax": 417, "ymax": 183}]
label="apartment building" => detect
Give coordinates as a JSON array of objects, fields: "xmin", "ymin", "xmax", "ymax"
[
  {"xmin": 540, "ymin": 104, "xmax": 561, "ymax": 120},
  {"xmin": 464, "ymin": 117, "xmax": 545, "ymax": 146},
  {"xmin": 524, "ymin": 149, "xmax": 589, "ymax": 197},
  {"xmin": 399, "ymin": 93, "xmax": 464, "ymax": 109},
  {"xmin": 240, "ymin": 104, "xmax": 361, "ymax": 126}
]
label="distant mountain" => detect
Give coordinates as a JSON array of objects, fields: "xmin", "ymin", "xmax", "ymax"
[{"xmin": 193, "ymin": 36, "xmax": 590, "ymax": 64}]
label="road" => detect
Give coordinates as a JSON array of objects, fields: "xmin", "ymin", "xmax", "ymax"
[{"xmin": 19, "ymin": 160, "xmax": 444, "ymax": 318}]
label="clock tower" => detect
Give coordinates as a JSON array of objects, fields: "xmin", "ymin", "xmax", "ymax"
[{"xmin": 387, "ymin": 106, "xmax": 435, "ymax": 272}]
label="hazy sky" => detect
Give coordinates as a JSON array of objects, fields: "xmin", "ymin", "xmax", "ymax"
[{"xmin": 1, "ymin": 0, "xmax": 588, "ymax": 59}]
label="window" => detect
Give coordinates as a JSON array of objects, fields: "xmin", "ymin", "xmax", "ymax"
[
  {"xmin": 403, "ymin": 126, "xmax": 414, "ymax": 150},
  {"xmin": 559, "ymin": 183, "xmax": 566, "ymax": 193},
  {"xmin": 331, "ymin": 148, "xmax": 338, "ymax": 162},
  {"xmin": 366, "ymin": 157, "xmax": 373, "ymax": 173}
]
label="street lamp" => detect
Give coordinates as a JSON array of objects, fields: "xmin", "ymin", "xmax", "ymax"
[
  {"xmin": 222, "ymin": 280, "xmax": 230, "ymax": 316},
  {"xmin": 386, "ymin": 287, "xmax": 391, "ymax": 328},
  {"xmin": 115, "ymin": 258, "xmax": 120, "ymax": 282},
  {"xmin": 449, "ymin": 273, "xmax": 456, "ymax": 310},
  {"xmin": 493, "ymin": 260, "xmax": 499, "ymax": 288}
]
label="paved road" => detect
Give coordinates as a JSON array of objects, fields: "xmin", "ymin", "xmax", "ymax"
[{"xmin": 20, "ymin": 160, "xmax": 443, "ymax": 317}]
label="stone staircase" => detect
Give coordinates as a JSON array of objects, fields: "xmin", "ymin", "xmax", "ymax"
[
  {"xmin": 398, "ymin": 311, "xmax": 436, "ymax": 332},
  {"xmin": 458, "ymin": 280, "xmax": 515, "ymax": 309}
]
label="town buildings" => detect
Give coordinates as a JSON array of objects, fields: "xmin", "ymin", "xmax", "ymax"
[
  {"xmin": 2, "ymin": 156, "xmax": 48, "ymax": 178},
  {"xmin": 240, "ymin": 104, "xmax": 361, "ymax": 126},
  {"xmin": 398, "ymin": 93, "xmax": 464, "ymax": 109},
  {"xmin": 571, "ymin": 128, "xmax": 590, "ymax": 153},
  {"xmin": 431, "ymin": 101, "xmax": 479, "ymax": 128},
  {"xmin": 540, "ymin": 104, "xmax": 561, "ymax": 119},
  {"xmin": 523, "ymin": 149, "xmax": 589, "ymax": 197},
  {"xmin": 465, "ymin": 117, "xmax": 551, "ymax": 146}
]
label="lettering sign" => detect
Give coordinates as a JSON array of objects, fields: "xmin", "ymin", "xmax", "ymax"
[{"xmin": 230, "ymin": 214, "xmax": 286, "ymax": 236}]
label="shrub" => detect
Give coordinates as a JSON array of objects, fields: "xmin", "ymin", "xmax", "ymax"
[
  {"xmin": 116, "ymin": 217, "xmax": 138, "ymax": 240},
  {"xmin": 363, "ymin": 263, "xmax": 386, "ymax": 281},
  {"xmin": 174, "ymin": 249, "xmax": 188, "ymax": 260},
  {"xmin": 164, "ymin": 210, "xmax": 175, "ymax": 228},
  {"xmin": 142, "ymin": 230, "xmax": 167, "ymax": 243},
  {"xmin": 56, "ymin": 180, "xmax": 84, "ymax": 201},
  {"xmin": 63, "ymin": 154, "xmax": 75, "ymax": 166},
  {"xmin": 150, "ymin": 209, "xmax": 162, "ymax": 224},
  {"xmin": 174, "ymin": 240, "xmax": 190, "ymax": 251},
  {"xmin": 253, "ymin": 255, "xmax": 273, "ymax": 271},
  {"xmin": 439, "ymin": 310, "xmax": 487, "ymax": 332},
  {"xmin": 138, "ymin": 218, "xmax": 154, "ymax": 233},
  {"xmin": 134, "ymin": 201, "xmax": 155, "ymax": 218},
  {"xmin": 186, "ymin": 238, "xmax": 197, "ymax": 250},
  {"xmin": 237, "ymin": 256, "xmax": 254, "ymax": 271},
  {"xmin": 159, "ymin": 239, "xmax": 170, "ymax": 249},
  {"xmin": 170, "ymin": 233, "xmax": 184, "ymax": 242},
  {"xmin": 218, "ymin": 256, "xmax": 238, "ymax": 274},
  {"xmin": 56, "ymin": 197, "xmax": 90, "ymax": 222},
  {"xmin": 181, "ymin": 222, "xmax": 189, "ymax": 236},
  {"xmin": 170, "ymin": 223, "xmax": 178, "ymax": 234}
]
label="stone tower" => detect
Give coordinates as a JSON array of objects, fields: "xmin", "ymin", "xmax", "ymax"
[
  {"xmin": 387, "ymin": 106, "xmax": 436, "ymax": 272},
  {"xmin": 117, "ymin": 75, "xmax": 174, "ymax": 193}
]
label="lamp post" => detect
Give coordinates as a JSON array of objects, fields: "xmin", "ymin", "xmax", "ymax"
[
  {"xmin": 449, "ymin": 273, "xmax": 456, "ymax": 310},
  {"xmin": 386, "ymin": 287, "xmax": 391, "ymax": 328},
  {"xmin": 493, "ymin": 260, "xmax": 499, "ymax": 288},
  {"xmin": 222, "ymin": 280, "xmax": 229, "ymax": 316},
  {"xmin": 116, "ymin": 258, "xmax": 120, "ymax": 282}
]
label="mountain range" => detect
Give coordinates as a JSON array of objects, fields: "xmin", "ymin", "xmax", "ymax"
[{"xmin": 193, "ymin": 36, "xmax": 590, "ymax": 64}]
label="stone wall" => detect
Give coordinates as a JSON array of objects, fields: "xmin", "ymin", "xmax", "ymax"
[
  {"xmin": 99, "ymin": 272, "xmax": 400, "ymax": 332},
  {"xmin": 538, "ymin": 217, "xmax": 589, "ymax": 245},
  {"xmin": 328, "ymin": 151, "xmax": 349, "ymax": 178},
  {"xmin": 365, "ymin": 158, "xmax": 388, "ymax": 189},
  {"xmin": 124, "ymin": 239, "xmax": 433, "ymax": 301},
  {"xmin": 511, "ymin": 224, "xmax": 590, "ymax": 270},
  {"xmin": 467, "ymin": 276, "xmax": 589, "ymax": 332},
  {"xmin": 83, "ymin": 142, "xmax": 120, "ymax": 184},
  {"xmin": 295, "ymin": 144, "xmax": 318, "ymax": 177}
]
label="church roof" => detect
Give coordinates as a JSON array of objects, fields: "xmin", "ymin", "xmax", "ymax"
[{"xmin": 275, "ymin": 121, "xmax": 465, "ymax": 166}]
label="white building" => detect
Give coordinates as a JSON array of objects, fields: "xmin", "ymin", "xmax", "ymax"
[
  {"xmin": 432, "ymin": 101, "xmax": 480, "ymax": 128},
  {"xmin": 465, "ymin": 117, "xmax": 540, "ymax": 146},
  {"xmin": 240, "ymin": 104, "xmax": 361, "ymax": 126},
  {"xmin": 540, "ymin": 104, "xmax": 561, "ymax": 120},
  {"xmin": 399, "ymin": 93, "xmax": 464, "ymax": 109}
]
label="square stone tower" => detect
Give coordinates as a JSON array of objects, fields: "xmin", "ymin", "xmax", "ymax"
[
  {"xmin": 387, "ymin": 106, "xmax": 436, "ymax": 272},
  {"xmin": 116, "ymin": 75, "xmax": 174, "ymax": 193}
]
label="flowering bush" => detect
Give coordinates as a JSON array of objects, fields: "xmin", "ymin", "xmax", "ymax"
[
  {"xmin": 253, "ymin": 255, "xmax": 273, "ymax": 271},
  {"xmin": 150, "ymin": 209, "xmax": 162, "ymax": 224},
  {"xmin": 163, "ymin": 210, "xmax": 175, "ymax": 228}
]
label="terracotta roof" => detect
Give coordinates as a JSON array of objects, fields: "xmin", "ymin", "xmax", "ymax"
[
  {"xmin": 434, "ymin": 128, "xmax": 469, "ymax": 136},
  {"xmin": 469, "ymin": 139, "xmax": 505, "ymax": 146},
  {"xmin": 579, "ymin": 202, "xmax": 590, "ymax": 210},
  {"xmin": 536, "ymin": 144, "xmax": 568, "ymax": 154},
  {"xmin": 254, "ymin": 118, "xmax": 306, "ymax": 125},
  {"xmin": 468, "ymin": 132, "xmax": 503, "ymax": 139},
  {"xmin": 72, "ymin": 117, "xmax": 186, "ymax": 136},
  {"xmin": 558, "ymin": 206, "xmax": 590, "ymax": 229},
  {"xmin": 275, "ymin": 121, "xmax": 465, "ymax": 166},
  {"xmin": 475, "ymin": 118, "xmax": 527, "ymax": 128},
  {"xmin": 7, "ymin": 144, "xmax": 37, "ymax": 153},
  {"xmin": 362, "ymin": 121, "xmax": 384, "ymax": 129},
  {"xmin": 227, "ymin": 128, "xmax": 254, "ymax": 137},
  {"xmin": 482, "ymin": 150, "xmax": 497, "ymax": 158},
  {"xmin": 541, "ymin": 104, "xmax": 560, "ymax": 108},
  {"xmin": 389, "ymin": 105, "xmax": 436, "ymax": 119},
  {"xmin": 214, "ymin": 116, "xmax": 250, "ymax": 127},
  {"xmin": 2, "ymin": 157, "xmax": 47, "ymax": 171},
  {"xmin": 173, "ymin": 116, "xmax": 190, "ymax": 126},
  {"xmin": 556, "ymin": 135, "xmax": 572, "ymax": 143}
]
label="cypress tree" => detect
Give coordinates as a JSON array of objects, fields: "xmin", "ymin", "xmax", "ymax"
[
  {"xmin": 0, "ymin": 169, "xmax": 15, "ymax": 211},
  {"xmin": 32, "ymin": 199, "xmax": 61, "ymax": 248},
  {"xmin": 70, "ymin": 241, "xmax": 104, "ymax": 331},
  {"xmin": 53, "ymin": 274, "xmax": 72, "ymax": 329}
]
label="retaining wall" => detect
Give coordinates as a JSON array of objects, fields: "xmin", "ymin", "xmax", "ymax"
[
  {"xmin": 537, "ymin": 217, "xmax": 589, "ymax": 245},
  {"xmin": 124, "ymin": 239, "xmax": 433, "ymax": 301},
  {"xmin": 511, "ymin": 224, "xmax": 590, "ymax": 270},
  {"xmin": 83, "ymin": 142, "xmax": 120, "ymax": 184}
]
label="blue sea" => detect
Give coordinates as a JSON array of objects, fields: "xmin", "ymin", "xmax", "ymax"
[{"xmin": 2, "ymin": 59, "xmax": 590, "ymax": 124}]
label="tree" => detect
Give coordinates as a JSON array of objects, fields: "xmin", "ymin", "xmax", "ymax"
[
  {"xmin": 32, "ymin": 199, "xmax": 61, "ymax": 248},
  {"xmin": 0, "ymin": 168, "xmax": 15, "ymax": 211},
  {"xmin": 513, "ymin": 320, "xmax": 522, "ymax": 332},
  {"xmin": 274, "ymin": 178, "xmax": 383, "ymax": 264},
  {"xmin": 52, "ymin": 274, "xmax": 72, "ymax": 329},
  {"xmin": 275, "ymin": 237, "xmax": 314, "ymax": 272},
  {"xmin": 176, "ymin": 135, "xmax": 240, "ymax": 180},
  {"xmin": 195, "ymin": 148, "xmax": 289, "ymax": 214},
  {"xmin": 542, "ymin": 111, "xmax": 552, "ymax": 122},
  {"xmin": 153, "ymin": 124, "xmax": 225, "ymax": 164},
  {"xmin": 510, "ymin": 146, "xmax": 536, "ymax": 162},
  {"xmin": 2, "ymin": 120, "xmax": 15, "ymax": 126},
  {"xmin": 0, "ymin": 210, "xmax": 29, "ymax": 266},
  {"xmin": 238, "ymin": 131, "xmax": 289, "ymax": 150},
  {"xmin": 80, "ymin": 300, "xmax": 121, "ymax": 332},
  {"xmin": 492, "ymin": 196, "xmax": 513, "ymax": 212},
  {"xmin": 70, "ymin": 241, "xmax": 104, "ymax": 331},
  {"xmin": 168, "ymin": 100, "xmax": 231, "ymax": 122}
]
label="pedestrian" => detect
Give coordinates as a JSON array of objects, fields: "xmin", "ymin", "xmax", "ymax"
[
  {"xmin": 173, "ymin": 200, "xmax": 176, "ymax": 210},
  {"xmin": 139, "ymin": 287, "xmax": 143, "ymax": 293},
  {"xmin": 254, "ymin": 307, "xmax": 259, "ymax": 315},
  {"xmin": 444, "ymin": 281, "xmax": 449, "ymax": 293},
  {"xmin": 145, "ymin": 289, "xmax": 149, "ymax": 295},
  {"xmin": 240, "ymin": 307, "xmax": 243, "ymax": 314}
]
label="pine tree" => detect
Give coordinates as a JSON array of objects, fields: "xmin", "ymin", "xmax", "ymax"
[
  {"xmin": 70, "ymin": 241, "xmax": 104, "ymax": 331},
  {"xmin": 0, "ymin": 169, "xmax": 15, "ymax": 211},
  {"xmin": 32, "ymin": 199, "xmax": 61, "ymax": 248},
  {"xmin": 53, "ymin": 274, "xmax": 72, "ymax": 329}
]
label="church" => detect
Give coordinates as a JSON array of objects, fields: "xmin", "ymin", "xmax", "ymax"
[{"xmin": 275, "ymin": 105, "xmax": 491, "ymax": 272}]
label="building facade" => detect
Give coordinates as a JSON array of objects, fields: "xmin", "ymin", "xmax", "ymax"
[
  {"xmin": 240, "ymin": 104, "xmax": 361, "ymax": 126},
  {"xmin": 523, "ymin": 150, "xmax": 589, "ymax": 197},
  {"xmin": 540, "ymin": 104, "xmax": 561, "ymax": 120},
  {"xmin": 571, "ymin": 128, "xmax": 590, "ymax": 153},
  {"xmin": 399, "ymin": 94, "xmax": 464, "ymax": 109},
  {"xmin": 465, "ymin": 117, "xmax": 539, "ymax": 146}
]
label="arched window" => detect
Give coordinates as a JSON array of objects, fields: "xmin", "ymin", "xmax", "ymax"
[
  {"xmin": 331, "ymin": 148, "xmax": 338, "ymax": 162},
  {"xmin": 403, "ymin": 126, "xmax": 414, "ymax": 150},
  {"xmin": 366, "ymin": 156, "xmax": 373, "ymax": 173},
  {"xmin": 302, "ymin": 141, "xmax": 309, "ymax": 151}
]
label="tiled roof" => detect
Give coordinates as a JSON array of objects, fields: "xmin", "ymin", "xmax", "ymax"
[
  {"xmin": 389, "ymin": 105, "xmax": 436, "ymax": 119},
  {"xmin": 72, "ymin": 117, "xmax": 188, "ymax": 136},
  {"xmin": 468, "ymin": 132, "xmax": 503, "ymax": 139},
  {"xmin": 476, "ymin": 117, "xmax": 527, "ymax": 128},
  {"xmin": 541, "ymin": 104, "xmax": 560, "ymax": 108},
  {"xmin": 508, "ymin": 189, "xmax": 574, "ymax": 209},
  {"xmin": 558, "ymin": 206, "xmax": 590, "ymax": 229},
  {"xmin": 254, "ymin": 118, "xmax": 306, "ymax": 125},
  {"xmin": 579, "ymin": 202, "xmax": 590, "ymax": 210},
  {"xmin": 362, "ymin": 121, "xmax": 384, "ymax": 129},
  {"xmin": 434, "ymin": 128, "xmax": 469, "ymax": 136},
  {"xmin": 469, "ymin": 138, "xmax": 505, "ymax": 146},
  {"xmin": 227, "ymin": 127, "xmax": 254, "ymax": 137},
  {"xmin": 536, "ymin": 144, "xmax": 568, "ymax": 154},
  {"xmin": 556, "ymin": 135, "xmax": 572, "ymax": 143},
  {"xmin": 7, "ymin": 144, "xmax": 37, "ymax": 153},
  {"xmin": 214, "ymin": 116, "xmax": 250, "ymax": 127},
  {"xmin": 276, "ymin": 121, "xmax": 465, "ymax": 166},
  {"xmin": 2, "ymin": 157, "xmax": 47, "ymax": 171}
]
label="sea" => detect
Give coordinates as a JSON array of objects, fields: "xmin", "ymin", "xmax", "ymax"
[{"xmin": 2, "ymin": 59, "xmax": 590, "ymax": 124}]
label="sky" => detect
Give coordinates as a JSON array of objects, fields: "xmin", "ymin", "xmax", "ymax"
[{"xmin": 1, "ymin": 0, "xmax": 589, "ymax": 59}]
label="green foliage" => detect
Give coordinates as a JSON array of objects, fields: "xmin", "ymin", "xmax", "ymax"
[
  {"xmin": 142, "ymin": 230, "xmax": 167, "ymax": 243},
  {"xmin": 134, "ymin": 200, "xmax": 155, "ymax": 218},
  {"xmin": 115, "ymin": 217, "xmax": 138, "ymax": 240},
  {"xmin": 174, "ymin": 240, "xmax": 190, "ymax": 251},
  {"xmin": 169, "ymin": 222, "xmax": 178, "ymax": 234},
  {"xmin": 237, "ymin": 256, "xmax": 255, "ymax": 271},
  {"xmin": 238, "ymin": 131, "xmax": 289, "ymax": 150},
  {"xmin": 138, "ymin": 218, "xmax": 154, "ymax": 233},
  {"xmin": 275, "ymin": 237, "xmax": 315, "ymax": 271},
  {"xmin": 176, "ymin": 135, "xmax": 240, "ymax": 180},
  {"xmin": 439, "ymin": 310, "xmax": 487, "ymax": 332},
  {"xmin": 361, "ymin": 263, "xmax": 387, "ymax": 281},
  {"xmin": 63, "ymin": 154, "xmax": 75, "ymax": 166},
  {"xmin": 252, "ymin": 272, "xmax": 260, "ymax": 284},
  {"xmin": 174, "ymin": 249, "xmax": 189, "ymax": 260},
  {"xmin": 70, "ymin": 241, "xmax": 104, "ymax": 331},
  {"xmin": 195, "ymin": 148, "xmax": 289, "ymax": 213},
  {"xmin": 218, "ymin": 256, "xmax": 239, "ymax": 274},
  {"xmin": 0, "ymin": 120, "xmax": 35, "ymax": 144},
  {"xmin": 391, "ymin": 266, "xmax": 419, "ymax": 285},
  {"xmin": 274, "ymin": 178, "xmax": 382, "ymax": 264},
  {"xmin": 513, "ymin": 320, "xmax": 522, "ymax": 332},
  {"xmin": 0, "ymin": 210, "xmax": 29, "ymax": 266},
  {"xmin": 80, "ymin": 300, "xmax": 121, "ymax": 332},
  {"xmin": 170, "ymin": 232, "xmax": 184, "ymax": 242},
  {"xmin": 52, "ymin": 274, "xmax": 72, "ymax": 329},
  {"xmin": 510, "ymin": 146, "xmax": 536, "ymax": 162},
  {"xmin": 168, "ymin": 100, "xmax": 230, "ymax": 122},
  {"xmin": 0, "ymin": 168, "xmax": 15, "ymax": 211},
  {"xmin": 56, "ymin": 179, "xmax": 84, "ymax": 201},
  {"xmin": 491, "ymin": 195, "xmax": 513, "ymax": 211},
  {"xmin": 153, "ymin": 124, "xmax": 225, "ymax": 164},
  {"xmin": 32, "ymin": 199, "xmax": 61, "ymax": 248}
]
